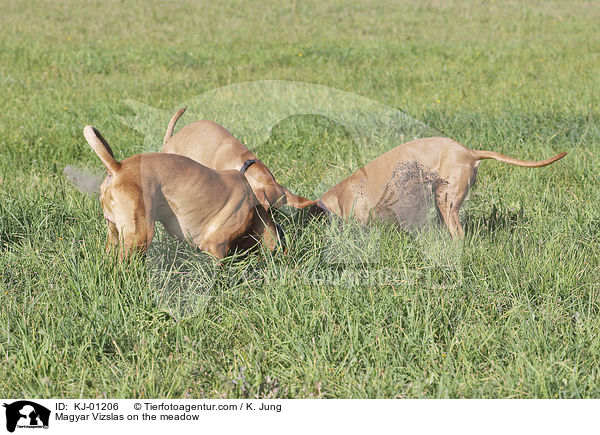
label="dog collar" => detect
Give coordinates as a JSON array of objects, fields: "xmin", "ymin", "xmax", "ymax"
[{"xmin": 240, "ymin": 159, "xmax": 257, "ymax": 174}]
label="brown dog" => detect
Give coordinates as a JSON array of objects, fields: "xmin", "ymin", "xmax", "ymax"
[
  {"xmin": 314, "ymin": 137, "xmax": 566, "ymax": 239},
  {"xmin": 162, "ymin": 108, "xmax": 315, "ymax": 210},
  {"xmin": 83, "ymin": 126, "xmax": 280, "ymax": 260}
]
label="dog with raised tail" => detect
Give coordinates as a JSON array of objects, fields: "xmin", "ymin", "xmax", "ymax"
[
  {"xmin": 83, "ymin": 126, "xmax": 281, "ymax": 260},
  {"xmin": 313, "ymin": 137, "xmax": 566, "ymax": 239},
  {"xmin": 162, "ymin": 107, "xmax": 316, "ymax": 211}
]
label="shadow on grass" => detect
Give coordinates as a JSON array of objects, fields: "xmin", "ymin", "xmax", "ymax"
[{"xmin": 463, "ymin": 203, "xmax": 525, "ymax": 237}]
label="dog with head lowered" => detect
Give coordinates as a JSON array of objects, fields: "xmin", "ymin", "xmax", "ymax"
[
  {"xmin": 83, "ymin": 126, "xmax": 280, "ymax": 260},
  {"xmin": 313, "ymin": 137, "xmax": 566, "ymax": 239},
  {"xmin": 162, "ymin": 108, "xmax": 315, "ymax": 210}
]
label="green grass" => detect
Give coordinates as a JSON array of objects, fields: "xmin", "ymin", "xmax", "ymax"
[{"xmin": 1, "ymin": 0, "xmax": 599, "ymax": 398}]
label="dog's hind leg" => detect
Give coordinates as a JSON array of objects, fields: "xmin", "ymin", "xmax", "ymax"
[{"xmin": 434, "ymin": 177, "xmax": 470, "ymax": 240}]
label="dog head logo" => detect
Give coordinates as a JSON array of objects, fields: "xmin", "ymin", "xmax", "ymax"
[{"xmin": 3, "ymin": 401, "xmax": 50, "ymax": 433}]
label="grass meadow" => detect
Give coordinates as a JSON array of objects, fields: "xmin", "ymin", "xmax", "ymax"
[{"xmin": 1, "ymin": 0, "xmax": 599, "ymax": 398}]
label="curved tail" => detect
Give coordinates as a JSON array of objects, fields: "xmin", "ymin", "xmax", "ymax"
[
  {"xmin": 472, "ymin": 150, "xmax": 567, "ymax": 167},
  {"xmin": 162, "ymin": 107, "xmax": 187, "ymax": 148},
  {"xmin": 83, "ymin": 126, "xmax": 121, "ymax": 174}
]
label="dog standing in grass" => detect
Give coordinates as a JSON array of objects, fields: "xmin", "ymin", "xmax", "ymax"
[
  {"xmin": 314, "ymin": 137, "xmax": 566, "ymax": 239},
  {"xmin": 83, "ymin": 126, "xmax": 281, "ymax": 260}
]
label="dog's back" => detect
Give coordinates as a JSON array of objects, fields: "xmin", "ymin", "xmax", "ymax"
[
  {"xmin": 163, "ymin": 120, "xmax": 252, "ymax": 170},
  {"xmin": 162, "ymin": 109, "xmax": 316, "ymax": 210}
]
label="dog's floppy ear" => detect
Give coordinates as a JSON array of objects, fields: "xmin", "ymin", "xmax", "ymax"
[
  {"xmin": 283, "ymin": 188, "xmax": 316, "ymax": 209},
  {"xmin": 254, "ymin": 188, "xmax": 275, "ymax": 211},
  {"xmin": 83, "ymin": 126, "xmax": 121, "ymax": 174}
]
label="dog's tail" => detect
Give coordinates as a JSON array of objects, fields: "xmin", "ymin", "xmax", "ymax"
[
  {"xmin": 472, "ymin": 150, "xmax": 567, "ymax": 167},
  {"xmin": 283, "ymin": 188, "xmax": 317, "ymax": 209},
  {"xmin": 83, "ymin": 126, "xmax": 121, "ymax": 174},
  {"xmin": 163, "ymin": 107, "xmax": 187, "ymax": 148}
]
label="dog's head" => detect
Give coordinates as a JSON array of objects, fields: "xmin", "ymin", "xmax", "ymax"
[
  {"xmin": 244, "ymin": 161, "xmax": 315, "ymax": 211},
  {"xmin": 243, "ymin": 161, "xmax": 287, "ymax": 209}
]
